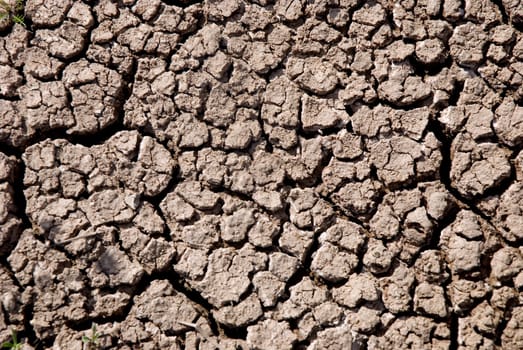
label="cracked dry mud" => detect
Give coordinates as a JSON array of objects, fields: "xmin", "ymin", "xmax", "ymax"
[{"xmin": 2, "ymin": 0, "xmax": 523, "ymax": 349}]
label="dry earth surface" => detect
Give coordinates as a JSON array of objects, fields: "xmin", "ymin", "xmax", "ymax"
[{"xmin": 1, "ymin": 0, "xmax": 523, "ymax": 349}]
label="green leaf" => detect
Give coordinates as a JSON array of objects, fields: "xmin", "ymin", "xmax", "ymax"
[
  {"xmin": 2, "ymin": 342, "xmax": 14, "ymax": 348},
  {"xmin": 12, "ymin": 15, "xmax": 24, "ymax": 25},
  {"xmin": 82, "ymin": 336, "xmax": 90, "ymax": 343}
]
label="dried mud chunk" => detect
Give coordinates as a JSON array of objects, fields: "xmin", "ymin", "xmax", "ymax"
[
  {"xmin": 276, "ymin": 277, "xmax": 328, "ymax": 320},
  {"xmin": 287, "ymin": 57, "xmax": 339, "ymax": 96},
  {"xmin": 20, "ymin": 79, "xmax": 74, "ymax": 132},
  {"xmin": 86, "ymin": 43, "xmax": 134, "ymax": 76},
  {"xmin": 439, "ymin": 211, "xmax": 495, "ymax": 276},
  {"xmin": 368, "ymin": 136, "xmax": 425, "ymax": 188},
  {"xmin": 68, "ymin": 2, "xmax": 94, "ymax": 28},
  {"xmin": 248, "ymin": 214, "xmax": 279, "ymax": 248},
  {"xmin": 120, "ymin": 227, "xmax": 174, "ymax": 274},
  {"xmin": 278, "ymin": 223, "xmax": 314, "ymax": 262},
  {"xmin": 414, "ymin": 282, "xmax": 448, "ymax": 318},
  {"xmin": 0, "ymin": 99, "xmax": 28, "ymax": 147},
  {"xmin": 491, "ymin": 247, "xmax": 523, "ymax": 282},
  {"xmin": 450, "ymin": 133, "xmax": 511, "ymax": 198},
  {"xmin": 502, "ymin": 306, "xmax": 523, "ymax": 348},
  {"xmin": 8, "ymin": 230, "xmax": 88, "ymax": 338},
  {"xmin": 224, "ymin": 120, "xmax": 255, "ymax": 150},
  {"xmin": 494, "ymin": 98, "xmax": 523, "ymax": 147},
  {"xmin": 415, "ymin": 38, "xmax": 447, "ymax": 65},
  {"xmin": 308, "ymin": 324, "xmax": 353, "ymax": 350},
  {"xmin": 269, "ymin": 252, "xmax": 299, "ymax": 281},
  {"xmin": 332, "ymin": 179, "xmax": 381, "ymax": 220},
  {"xmin": 311, "ymin": 242, "xmax": 358, "ymax": 282},
  {"xmin": 275, "ymin": 0, "xmax": 304, "ymax": 21},
  {"xmin": 312, "ymin": 301, "xmax": 344, "ymax": 327},
  {"xmin": 319, "ymin": 218, "xmax": 366, "ymax": 254},
  {"xmin": 369, "ymin": 204, "xmax": 400, "ymax": 240},
  {"xmin": 220, "ymin": 208, "xmax": 255, "ymax": 243},
  {"xmin": 124, "ymin": 58, "xmax": 178, "ymax": 141},
  {"xmin": 471, "ymin": 301, "xmax": 502, "ymax": 336},
  {"xmin": 23, "ymin": 47, "xmax": 64, "ymax": 80},
  {"xmin": 0, "ymin": 65, "xmax": 22, "ymax": 97},
  {"xmin": 458, "ymin": 316, "xmax": 496, "ymax": 349},
  {"xmin": 0, "ymin": 156, "xmax": 21, "ymax": 256},
  {"xmin": 247, "ymin": 319, "xmax": 297, "ymax": 350},
  {"xmin": 261, "ymin": 75, "xmax": 301, "ymax": 149},
  {"xmin": 351, "ymin": 105, "xmax": 391, "ymax": 138},
  {"xmin": 78, "ymin": 189, "xmax": 137, "ymax": 227},
  {"xmin": 33, "ymin": 22, "xmax": 88, "ymax": 60},
  {"xmin": 174, "ymin": 245, "xmax": 208, "ymax": 280},
  {"xmin": 348, "ymin": 305, "xmax": 382, "ymax": 334},
  {"xmin": 213, "ymin": 293, "xmax": 263, "ymax": 328},
  {"xmin": 301, "ymin": 94, "xmax": 349, "ymax": 132},
  {"xmin": 496, "ymin": 182, "xmax": 523, "ymax": 241},
  {"xmin": 93, "ymin": 246, "xmax": 144, "ymax": 287},
  {"xmin": 447, "ymin": 279, "xmax": 488, "ymax": 314},
  {"xmin": 175, "ymin": 181, "xmax": 220, "ymax": 211},
  {"xmin": 368, "ymin": 316, "xmax": 449, "ymax": 349},
  {"xmin": 173, "ymin": 215, "xmax": 220, "ymax": 248},
  {"xmin": 287, "ymin": 188, "xmax": 331, "ymax": 230},
  {"xmin": 332, "ymin": 273, "xmax": 379, "ymax": 308},
  {"xmin": 0, "ymin": 266, "xmax": 23, "ymax": 325},
  {"xmin": 133, "ymin": 280, "xmax": 200, "ymax": 333},
  {"xmin": 132, "ymin": 202, "xmax": 165, "ymax": 235},
  {"xmin": 250, "ymin": 151, "xmax": 285, "ymax": 189},
  {"xmin": 403, "ymin": 207, "xmax": 434, "ymax": 248},
  {"xmin": 0, "ymin": 25, "xmax": 28, "ymax": 68},
  {"xmin": 245, "ymin": 25, "xmax": 292, "ymax": 74},
  {"xmin": 464, "ymin": 0, "xmax": 502, "ymax": 25},
  {"xmin": 353, "ymin": 1, "xmax": 386, "ymax": 26},
  {"xmin": 330, "ymin": 129, "xmax": 363, "ymax": 160},
  {"xmin": 339, "ymin": 74, "xmax": 377, "ymax": 106},
  {"xmin": 363, "ymin": 239, "xmax": 394, "ymax": 274},
  {"xmin": 176, "ymin": 23, "xmax": 221, "ymax": 62},
  {"xmin": 277, "ymin": 137, "xmax": 328, "ymax": 184},
  {"xmin": 449, "ymin": 23, "xmax": 488, "ymax": 67},
  {"xmin": 252, "ymin": 271, "xmax": 285, "ymax": 307},
  {"xmin": 381, "ymin": 263, "xmax": 415, "ymax": 314},
  {"xmin": 414, "ymin": 250, "xmax": 449, "ymax": 284},
  {"xmin": 195, "ymin": 246, "xmax": 265, "ymax": 307},
  {"xmin": 90, "ymin": 290, "xmax": 131, "ymax": 318},
  {"xmin": 378, "ymin": 75, "xmax": 431, "ymax": 107},
  {"xmin": 25, "ymin": 0, "xmax": 73, "ymax": 27},
  {"xmin": 117, "ymin": 24, "xmax": 153, "ymax": 53},
  {"xmin": 319, "ymin": 158, "xmax": 369, "ymax": 195},
  {"xmin": 62, "ymin": 60, "xmax": 124, "ymax": 135}
]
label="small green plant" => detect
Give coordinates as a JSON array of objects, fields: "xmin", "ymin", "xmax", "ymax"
[
  {"xmin": 82, "ymin": 323, "xmax": 100, "ymax": 350},
  {"xmin": 0, "ymin": 0, "xmax": 25, "ymax": 26},
  {"xmin": 1, "ymin": 330, "xmax": 22, "ymax": 350}
]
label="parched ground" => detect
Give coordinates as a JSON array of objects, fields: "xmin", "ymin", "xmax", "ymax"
[{"xmin": 1, "ymin": 0, "xmax": 523, "ymax": 349}]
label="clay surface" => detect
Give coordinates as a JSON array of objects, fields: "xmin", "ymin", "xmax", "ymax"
[{"xmin": 1, "ymin": 0, "xmax": 523, "ymax": 349}]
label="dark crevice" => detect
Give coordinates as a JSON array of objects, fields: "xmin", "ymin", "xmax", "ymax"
[
  {"xmin": 160, "ymin": 0, "xmax": 204, "ymax": 8},
  {"xmin": 426, "ymin": 118, "xmax": 495, "ymax": 224},
  {"xmin": 449, "ymin": 312, "xmax": 459, "ymax": 350},
  {"xmin": 66, "ymin": 267, "xmax": 220, "ymax": 337},
  {"xmin": 491, "ymin": 0, "xmax": 509, "ymax": 24}
]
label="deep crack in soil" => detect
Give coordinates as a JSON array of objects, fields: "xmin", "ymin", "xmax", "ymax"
[{"xmin": 1, "ymin": 0, "xmax": 523, "ymax": 349}]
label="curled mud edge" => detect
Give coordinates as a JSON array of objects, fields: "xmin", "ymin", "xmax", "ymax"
[{"xmin": 2, "ymin": 0, "xmax": 523, "ymax": 349}]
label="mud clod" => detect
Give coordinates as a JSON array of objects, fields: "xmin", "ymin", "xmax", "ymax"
[{"xmin": 2, "ymin": 0, "xmax": 523, "ymax": 348}]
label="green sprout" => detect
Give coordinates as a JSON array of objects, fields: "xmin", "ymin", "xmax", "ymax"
[
  {"xmin": 1, "ymin": 330, "xmax": 22, "ymax": 350},
  {"xmin": 82, "ymin": 323, "xmax": 100, "ymax": 350},
  {"xmin": 0, "ymin": 0, "xmax": 25, "ymax": 27}
]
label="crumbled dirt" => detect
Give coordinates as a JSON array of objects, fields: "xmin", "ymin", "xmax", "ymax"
[{"xmin": 1, "ymin": 0, "xmax": 523, "ymax": 349}]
